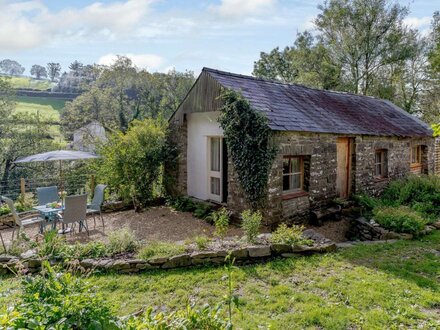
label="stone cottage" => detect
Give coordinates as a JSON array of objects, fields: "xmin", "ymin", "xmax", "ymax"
[{"xmin": 168, "ymin": 68, "xmax": 435, "ymax": 225}]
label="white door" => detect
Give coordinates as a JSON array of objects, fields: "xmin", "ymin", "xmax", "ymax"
[{"xmin": 208, "ymin": 137, "xmax": 222, "ymax": 202}]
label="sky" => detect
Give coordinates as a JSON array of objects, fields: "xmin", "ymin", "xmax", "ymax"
[{"xmin": 0, "ymin": 0, "xmax": 438, "ymax": 76}]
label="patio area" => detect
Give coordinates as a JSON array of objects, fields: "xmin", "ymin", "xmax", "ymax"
[{"xmin": 0, "ymin": 206, "xmax": 245, "ymax": 248}]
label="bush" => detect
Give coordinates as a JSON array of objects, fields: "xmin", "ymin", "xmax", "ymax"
[
  {"xmin": 382, "ymin": 175, "xmax": 440, "ymax": 223},
  {"xmin": 212, "ymin": 208, "xmax": 230, "ymax": 238},
  {"xmin": 0, "ymin": 262, "xmax": 115, "ymax": 329},
  {"xmin": 107, "ymin": 229, "xmax": 139, "ymax": 255},
  {"xmin": 194, "ymin": 235, "xmax": 210, "ymax": 250},
  {"xmin": 241, "ymin": 210, "xmax": 262, "ymax": 243},
  {"xmin": 373, "ymin": 206, "xmax": 427, "ymax": 235},
  {"xmin": 15, "ymin": 193, "xmax": 35, "ymax": 213},
  {"xmin": 270, "ymin": 223, "xmax": 313, "ymax": 246},
  {"xmin": 97, "ymin": 119, "xmax": 168, "ymax": 210},
  {"xmin": 137, "ymin": 241, "xmax": 186, "ymax": 259},
  {"xmin": 354, "ymin": 193, "xmax": 383, "ymax": 211},
  {"xmin": 193, "ymin": 203, "xmax": 213, "ymax": 220},
  {"xmin": 167, "ymin": 196, "xmax": 196, "ymax": 212}
]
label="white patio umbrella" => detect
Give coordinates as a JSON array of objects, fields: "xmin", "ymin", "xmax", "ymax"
[{"xmin": 15, "ymin": 150, "xmax": 99, "ymax": 191}]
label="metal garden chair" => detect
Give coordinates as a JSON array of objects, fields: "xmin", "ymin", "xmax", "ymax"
[
  {"xmin": 87, "ymin": 184, "xmax": 107, "ymax": 227},
  {"xmin": 1, "ymin": 196, "xmax": 46, "ymax": 240},
  {"xmin": 36, "ymin": 186, "xmax": 59, "ymax": 206},
  {"xmin": 56, "ymin": 194, "xmax": 89, "ymax": 235}
]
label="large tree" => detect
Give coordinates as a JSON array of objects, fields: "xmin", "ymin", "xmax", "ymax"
[
  {"xmin": 314, "ymin": 0, "xmax": 409, "ymax": 95},
  {"xmin": 0, "ymin": 59, "xmax": 25, "ymax": 76},
  {"xmin": 30, "ymin": 65, "xmax": 48, "ymax": 80},
  {"xmin": 46, "ymin": 63, "xmax": 61, "ymax": 82}
]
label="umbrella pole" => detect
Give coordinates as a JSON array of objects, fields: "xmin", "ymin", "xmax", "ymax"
[{"xmin": 59, "ymin": 160, "xmax": 64, "ymax": 192}]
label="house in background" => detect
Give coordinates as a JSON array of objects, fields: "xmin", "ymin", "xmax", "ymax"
[
  {"xmin": 168, "ymin": 68, "xmax": 436, "ymax": 225},
  {"xmin": 68, "ymin": 121, "xmax": 107, "ymax": 152}
]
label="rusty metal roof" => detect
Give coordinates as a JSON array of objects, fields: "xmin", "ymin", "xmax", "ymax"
[{"xmin": 204, "ymin": 67, "xmax": 432, "ymax": 137}]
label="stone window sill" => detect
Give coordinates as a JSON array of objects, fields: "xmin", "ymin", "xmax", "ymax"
[
  {"xmin": 282, "ymin": 191, "xmax": 309, "ymax": 200},
  {"xmin": 374, "ymin": 176, "xmax": 388, "ymax": 183}
]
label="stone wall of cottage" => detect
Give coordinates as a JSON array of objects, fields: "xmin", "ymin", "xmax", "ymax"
[
  {"xmin": 164, "ymin": 118, "xmax": 188, "ymax": 196},
  {"xmin": 354, "ymin": 136, "xmax": 435, "ymax": 196},
  {"xmin": 167, "ymin": 127, "xmax": 435, "ymax": 226},
  {"xmin": 435, "ymin": 137, "xmax": 440, "ymax": 176}
]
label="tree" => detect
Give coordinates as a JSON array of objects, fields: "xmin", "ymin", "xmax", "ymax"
[
  {"xmin": 69, "ymin": 61, "xmax": 84, "ymax": 77},
  {"xmin": 315, "ymin": 0, "xmax": 409, "ymax": 95},
  {"xmin": 30, "ymin": 65, "xmax": 47, "ymax": 80},
  {"xmin": 0, "ymin": 59, "xmax": 25, "ymax": 76},
  {"xmin": 46, "ymin": 63, "xmax": 61, "ymax": 82},
  {"xmin": 253, "ymin": 31, "xmax": 342, "ymax": 90},
  {"xmin": 96, "ymin": 119, "xmax": 167, "ymax": 210}
]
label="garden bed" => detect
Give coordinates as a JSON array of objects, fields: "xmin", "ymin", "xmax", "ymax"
[{"xmin": 0, "ymin": 229, "xmax": 336, "ymax": 275}]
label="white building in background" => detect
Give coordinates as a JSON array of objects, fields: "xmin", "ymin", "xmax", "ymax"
[{"xmin": 69, "ymin": 121, "xmax": 107, "ymax": 152}]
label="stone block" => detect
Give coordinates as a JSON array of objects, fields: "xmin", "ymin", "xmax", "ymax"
[
  {"xmin": 247, "ymin": 246, "xmax": 271, "ymax": 258},
  {"xmin": 270, "ymin": 244, "xmax": 293, "ymax": 254},
  {"xmin": 27, "ymin": 258, "xmax": 41, "ymax": 268},
  {"xmin": 229, "ymin": 248, "xmax": 248, "ymax": 259},
  {"xmin": 162, "ymin": 254, "xmax": 191, "ymax": 269},
  {"xmin": 148, "ymin": 257, "xmax": 169, "ymax": 266}
]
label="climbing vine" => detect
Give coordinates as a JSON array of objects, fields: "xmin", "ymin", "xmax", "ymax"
[{"xmin": 218, "ymin": 89, "xmax": 277, "ymax": 209}]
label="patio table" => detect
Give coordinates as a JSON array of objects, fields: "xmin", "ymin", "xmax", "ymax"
[{"xmin": 33, "ymin": 205, "xmax": 63, "ymax": 231}]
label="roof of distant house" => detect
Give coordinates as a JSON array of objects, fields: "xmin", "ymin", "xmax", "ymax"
[{"xmin": 203, "ymin": 67, "xmax": 432, "ymax": 137}]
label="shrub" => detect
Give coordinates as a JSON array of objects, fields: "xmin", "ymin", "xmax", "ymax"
[
  {"xmin": 270, "ymin": 223, "xmax": 313, "ymax": 246},
  {"xmin": 107, "ymin": 229, "xmax": 139, "ymax": 255},
  {"xmin": 37, "ymin": 230, "xmax": 66, "ymax": 259},
  {"xmin": 373, "ymin": 206, "xmax": 427, "ymax": 235},
  {"xmin": 382, "ymin": 175, "xmax": 440, "ymax": 222},
  {"xmin": 122, "ymin": 305, "xmax": 228, "ymax": 329},
  {"xmin": 15, "ymin": 193, "xmax": 35, "ymax": 213},
  {"xmin": 97, "ymin": 119, "xmax": 168, "ymax": 210},
  {"xmin": 193, "ymin": 203, "xmax": 213, "ymax": 220},
  {"xmin": 137, "ymin": 241, "xmax": 186, "ymax": 259},
  {"xmin": 0, "ymin": 204, "xmax": 10, "ymax": 216},
  {"xmin": 241, "ymin": 210, "xmax": 262, "ymax": 243},
  {"xmin": 62, "ymin": 241, "xmax": 108, "ymax": 260},
  {"xmin": 212, "ymin": 208, "xmax": 230, "ymax": 238},
  {"xmin": 194, "ymin": 235, "xmax": 210, "ymax": 250},
  {"xmin": 167, "ymin": 196, "xmax": 196, "ymax": 212},
  {"xmin": 354, "ymin": 193, "xmax": 383, "ymax": 211},
  {"xmin": 0, "ymin": 262, "xmax": 115, "ymax": 329}
]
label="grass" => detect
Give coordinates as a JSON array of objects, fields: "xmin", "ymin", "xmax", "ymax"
[
  {"xmin": 4, "ymin": 76, "xmax": 55, "ymax": 90},
  {"xmin": 1, "ymin": 231, "xmax": 439, "ymax": 329},
  {"xmin": 13, "ymin": 95, "xmax": 67, "ymax": 142}
]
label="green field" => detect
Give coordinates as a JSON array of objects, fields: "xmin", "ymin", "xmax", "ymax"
[
  {"xmin": 1, "ymin": 232, "xmax": 439, "ymax": 329},
  {"xmin": 13, "ymin": 96, "xmax": 68, "ymax": 142},
  {"xmin": 3, "ymin": 75, "xmax": 55, "ymax": 90}
]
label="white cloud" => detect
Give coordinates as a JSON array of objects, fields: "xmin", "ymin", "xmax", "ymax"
[
  {"xmin": 404, "ymin": 16, "xmax": 431, "ymax": 29},
  {"xmin": 0, "ymin": 0, "xmax": 155, "ymax": 51},
  {"xmin": 210, "ymin": 0, "xmax": 277, "ymax": 19},
  {"xmin": 97, "ymin": 53, "xmax": 165, "ymax": 70}
]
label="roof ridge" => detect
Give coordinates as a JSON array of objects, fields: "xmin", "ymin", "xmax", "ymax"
[{"xmin": 202, "ymin": 67, "xmax": 381, "ymax": 100}]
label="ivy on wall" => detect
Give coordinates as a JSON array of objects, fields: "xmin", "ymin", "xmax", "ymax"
[{"xmin": 218, "ymin": 89, "xmax": 277, "ymax": 209}]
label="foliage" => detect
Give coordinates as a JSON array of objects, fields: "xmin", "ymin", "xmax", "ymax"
[
  {"xmin": 46, "ymin": 62, "xmax": 61, "ymax": 82},
  {"xmin": 96, "ymin": 118, "xmax": 167, "ymax": 210},
  {"xmin": 193, "ymin": 235, "xmax": 210, "ymax": 250},
  {"xmin": 0, "ymin": 59, "xmax": 25, "ymax": 75},
  {"xmin": 241, "ymin": 210, "xmax": 262, "ymax": 243},
  {"xmin": 7, "ymin": 233, "xmax": 32, "ymax": 257},
  {"xmin": 193, "ymin": 203, "xmax": 213, "ymax": 220},
  {"xmin": 30, "ymin": 65, "xmax": 47, "ymax": 80},
  {"xmin": 0, "ymin": 261, "xmax": 115, "ymax": 329},
  {"xmin": 219, "ymin": 89, "xmax": 276, "ymax": 208},
  {"xmin": 382, "ymin": 175, "xmax": 440, "ymax": 223},
  {"xmin": 107, "ymin": 229, "xmax": 139, "ymax": 255},
  {"xmin": 373, "ymin": 206, "xmax": 427, "ymax": 235},
  {"xmin": 433, "ymin": 123, "xmax": 440, "ymax": 137},
  {"xmin": 212, "ymin": 208, "xmax": 230, "ymax": 238},
  {"xmin": 137, "ymin": 241, "xmax": 186, "ymax": 260},
  {"xmin": 270, "ymin": 223, "xmax": 314, "ymax": 246},
  {"xmin": 14, "ymin": 193, "xmax": 35, "ymax": 212},
  {"xmin": 353, "ymin": 193, "xmax": 383, "ymax": 211},
  {"xmin": 0, "ymin": 204, "xmax": 10, "ymax": 216}
]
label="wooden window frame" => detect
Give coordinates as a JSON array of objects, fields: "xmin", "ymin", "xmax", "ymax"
[
  {"xmin": 410, "ymin": 145, "xmax": 422, "ymax": 166},
  {"xmin": 374, "ymin": 149, "xmax": 388, "ymax": 178},
  {"xmin": 282, "ymin": 156, "xmax": 304, "ymax": 193}
]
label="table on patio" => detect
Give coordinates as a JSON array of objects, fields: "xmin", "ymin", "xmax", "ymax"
[{"xmin": 33, "ymin": 205, "xmax": 63, "ymax": 232}]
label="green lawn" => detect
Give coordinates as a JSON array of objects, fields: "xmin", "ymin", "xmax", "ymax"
[
  {"xmin": 13, "ymin": 95, "xmax": 67, "ymax": 142},
  {"xmin": 4, "ymin": 76, "xmax": 55, "ymax": 90},
  {"xmin": 1, "ymin": 231, "xmax": 439, "ymax": 329}
]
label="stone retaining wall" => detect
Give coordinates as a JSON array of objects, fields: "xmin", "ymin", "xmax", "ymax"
[{"xmin": 0, "ymin": 241, "xmax": 336, "ymax": 276}]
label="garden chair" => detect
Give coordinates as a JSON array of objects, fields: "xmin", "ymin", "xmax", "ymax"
[
  {"xmin": 36, "ymin": 186, "xmax": 59, "ymax": 206},
  {"xmin": 87, "ymin": 184, "xmax": 107, "ymax": 227},
  {"xmin": 57, "ymin": 194, "xmax": 89, "ymax": 235},
  {"xmin": 1, "ymin": 196, "xmax": 46, "ymax": 240}
]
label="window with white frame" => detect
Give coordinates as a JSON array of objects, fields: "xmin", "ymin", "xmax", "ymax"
[{"xmin": 283, "ymin": 156, "xmax": 303, "ymax": 192}]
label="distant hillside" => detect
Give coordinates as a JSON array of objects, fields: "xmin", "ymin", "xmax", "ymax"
[
  {"xmin": 13, "ymin": 95, "xmax": 68, "ymax": 144},
  {"xmin": 1, "ymin": 75, "xmax": 55, "ymax": 91}
]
